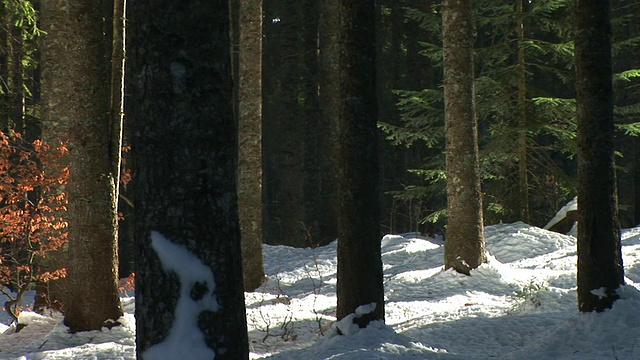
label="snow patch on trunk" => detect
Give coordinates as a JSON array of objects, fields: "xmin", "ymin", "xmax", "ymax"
[{"xmin": 143, "ymin": 231, "xmax": 219, "ymax": 360}]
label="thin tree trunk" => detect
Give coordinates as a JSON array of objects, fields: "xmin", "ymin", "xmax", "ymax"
[
  {"xmin": 237, "ymin": 0, "xmax": 266, "ymax": 292},
  {"xmin": 442, "ymin": 0, "xmax": 486, "ymax": 275},
  {"xmin": 516, "ymin": 0, "xmax": 530, "ymax": 222},
  {"xmin": 318, "ymin": 0, "xmax": 340, "ymax": 246},
  {"xmin": 110, "ymin": 0, "xmax": 125, "ymax": 199}
]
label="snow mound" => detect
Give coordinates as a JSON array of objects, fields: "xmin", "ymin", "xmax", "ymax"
[
  {"xmin": 485, "ymin": 222, "xmax": 576, "ymax": 263},
  {"xmin": 506, "ymin": 285, "xmax": 640, "ymax": 360}
]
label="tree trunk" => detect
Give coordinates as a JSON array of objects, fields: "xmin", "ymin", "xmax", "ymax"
[
  {"xmin": 335, "ymin": 0, "xmax": 385, "ymax": 327},
  {"xmin": 516, "ymin": 0, "xmax": 530, "ymax": 223},
  {"xmin": 263, "ymin": 0, "xmax": 306, "ymax": 247},
  {"xmin": 40, "ymin": 0, "xmax": 123, "ymax": 332},
  {"xmin": 442, "ymin": 0, "xmax": 486, "ymax": 275},
  {"xmin": 237, "ymin": 0, "xmax": 266, "ymax": 292},
  {"xmin": 129, "ymin": 1, "xmax": 249, "ymax": 358},
  {"xmin": 318, "ymin": 0, "xmax": 341, "ymax": 245},
  {"xmin": 575, "ymin": 0, "xmax": 624, "ymax": 313},
  {"xmin": 110, "ymin": 0, "xmax": 125, "ymax": 202}
]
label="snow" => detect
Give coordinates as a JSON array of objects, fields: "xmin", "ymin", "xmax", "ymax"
[
  {"xmin": 2, "ymin": 223, "xmax": 640, "ymax": 359},
  {"xmin": 334, "ymin": 303, "xmax": 378, "ymax": 335},
  {"xmin": 544, "ymin": 196, "xmax": 577, "ymax": 232},
  {"xmin": 144, "ymin": 231, "xmax": 219, "ymax": 360}
]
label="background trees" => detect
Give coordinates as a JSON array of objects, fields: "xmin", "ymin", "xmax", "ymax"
[
  {"xmin": 381, "ymin": 0, "xmax": 640, "ymax": 232},
  {"xmin": 128, "ymin": 0, "xmax": 249, "ymax": 358}
]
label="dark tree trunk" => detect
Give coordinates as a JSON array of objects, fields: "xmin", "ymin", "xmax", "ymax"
[
  {"xmin": 318, "ymin": 0, "xmax": 341, "ymax": 245},
  {"xmin": 40, "ymin": 0, "xmax": 123, "ymax": 332},
  {"xmin": 442, "ymin": 0, "xmax": 486, "ymax": 275},
  {"xmin": 263, "ymin": 0, "xmax": 307, "ymax": 247},
  {"xmin": 237, "ymin": 0, "xmax": 266, "ymax": 292},
  {"xmin": 335, "ymin": 0, "xmax": 385, "ymax": 327},
  {"xmin": 575, "ymin": 0, "xmax": 624, "ymax": 313},
  {"xmin": 129, "ymin": 0, "xmax": 249, "ymax": 358}
]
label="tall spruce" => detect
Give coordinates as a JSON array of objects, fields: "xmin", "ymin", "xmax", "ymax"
[
  {"xmin": 442, "ymin": 0, "xmax": 486, "ymax": 275},
  {"xmin": 129, "ymin": 0, "xmax": 249, "ymax": 357},
  {"xmin": 40, "ymin": 0, "xmax": 123, "ymax": 332},
  {"xmin": 335, "ymin": 0, "xmax": 385, "ymax": 327},
  {"xmin": 575, "ymin": 0, "xmax": 625, "ymax": 312}
]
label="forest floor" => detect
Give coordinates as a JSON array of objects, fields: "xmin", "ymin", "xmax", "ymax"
[{"xmin": 1, "ymin": 220, "xmax": 640, "ymax": 359}]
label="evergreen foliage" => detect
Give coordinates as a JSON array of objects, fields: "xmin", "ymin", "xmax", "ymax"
[
  {"xmin": 0, "ymin": 0, "xmax": 41, "ymax": 130},
  {"xmin": 382, "ymin": 0, "xmax": 640, "ymax": 228}
]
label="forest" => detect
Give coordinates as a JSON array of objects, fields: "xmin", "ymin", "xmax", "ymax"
[{"xmin": 0, "ymin": 0, "xmax": 639, "ymax": 359}]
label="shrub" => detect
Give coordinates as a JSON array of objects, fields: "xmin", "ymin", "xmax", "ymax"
[{"xmin": 0, "ymin": 131, "xmax": 68, "ymax": 324}]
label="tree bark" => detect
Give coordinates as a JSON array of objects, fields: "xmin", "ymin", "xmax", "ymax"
[
  {"xmin": 575, "ymin": 0, "xmax": 624, "ymax": 312},
  {"xmin": 40, "ymin": 0, "xmax": 123, "ymax": 331},
  {"xmin": 442, "ymin": 0, "xmax": 486, "ymax": 275},
  {"xmin": 335, "ymin": 0, "xmax": 385, "ymax": 327},
  {"xmin": 129, "ymin": 0, "xmax": 249, "ymax": 358},
  {"xmin": 237, "ymin": 0, "xmax": 266, "ymax": 292}
]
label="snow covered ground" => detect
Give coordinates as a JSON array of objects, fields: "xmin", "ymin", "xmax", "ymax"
[{"xmin": 1, "ymin": 222, "xmax": 640, "ymax": 359}]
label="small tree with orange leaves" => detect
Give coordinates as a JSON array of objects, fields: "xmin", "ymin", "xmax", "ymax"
[{"xmin": 0, "ymin": 131, "xmax": 68, "ymax": 324}]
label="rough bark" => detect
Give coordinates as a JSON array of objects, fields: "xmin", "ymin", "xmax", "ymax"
[
  {"xmin": 129, "ymin": 0, "xmax": 249, "ymax": 358},
  {"xmin": 237, "ymin": 0, "xmax": 266, "ymax": 292},
  {"xmin": 575, "ymin": 0, "xmax": 624, "ymax": 312},
  {"xmin": 335, "ymin": 0, "xmax": 385, "ymax": 327},
  {"xmin": 442, "ymin": 0, "xmax": 486, "ymax": 275},
  {"xmin": 40, "ymin": 0, "xmax": 123, "ymax": 331}
]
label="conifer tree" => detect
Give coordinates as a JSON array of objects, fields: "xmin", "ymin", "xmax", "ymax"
[{"xmin": 575, "ymin": 0, "xmax": 624, "ymax": 313}]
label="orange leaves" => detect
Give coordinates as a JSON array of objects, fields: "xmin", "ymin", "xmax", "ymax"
[
  {"xmin": 0, "ymin": 131, "xmax": 69, "ymax": 313},
  {"xmin": 118, "ymin": 272, "xmax": 135, "ymax": 294}
]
